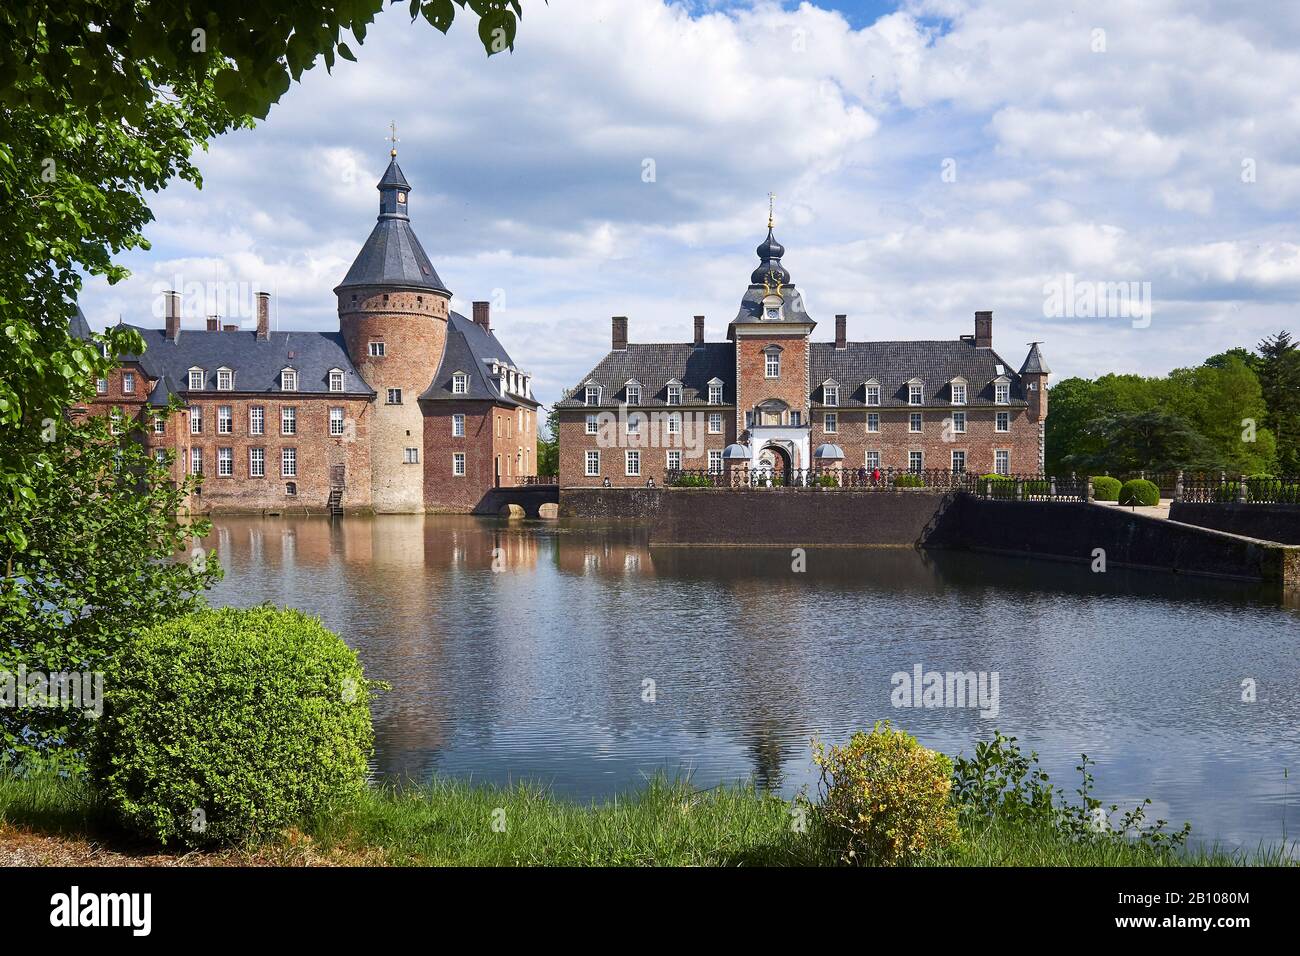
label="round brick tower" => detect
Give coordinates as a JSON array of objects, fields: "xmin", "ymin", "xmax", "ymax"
[{"xmin": 336, "ymin": 150, "xmax": 451, "ymax": 513}]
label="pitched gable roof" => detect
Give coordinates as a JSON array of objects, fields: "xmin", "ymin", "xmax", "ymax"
[
  {"xmin": 809, "ymin": 340, "xmax": 1028, "ymax": 406},
  {"xmin": 420, "ymin": 312, "xmax": 537, "ymax": 406},
  {"xmin": 555, "ymin": 342, "xmax": 735, "ymax": 407}
]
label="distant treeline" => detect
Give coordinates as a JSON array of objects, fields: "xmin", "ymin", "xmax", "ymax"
[{"xmin": 1046, "ymin": 332, "xmax": 1300, "ymax": 477}]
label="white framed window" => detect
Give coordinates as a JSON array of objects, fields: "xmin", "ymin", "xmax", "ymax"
[
  {"xmin": 909, "ymin": 412, "xmax": 923, "ymax": 433},
  {"xmin": 666, "ymin": 450, "xmax": 682, "ymax": 470},
  {"xmin": 909, "ymin": 450, "xmax": 924, "ymax": 472},
  {"xmin": 189, "ymin": 406, "xmax": 202, "ymax": 435},
  {"xmin": 329, "ymin": 370, "xmax": 344, "ymax": 392},
  {"xmin": 218, "ymin": 447, "xmax": 233, "ymax": 477},
  {"xmin": 249, "ymin": 447, "xmax": 265, "ymax": 478},
  {"xmin": 110, "ymin": 408, "xmax": 123, "ymax": 435},
  {"xmin": 154, "ymin": 448, "xmax": 168, "ymax": 466},
  {"xmin": 626, "ymin": 413, "xmax": 641, "ymax": 435},
  {"xmin": 996, "ymin": 411, "xmax": 1010, "ymax": 432},
  {"xmin": 216, "ymin": 368, "xmax": 232, "ymax": 391},
  {"xmin": 865, "ymin": 383, "xmax": 880, "ymax": 406},
  {"xmin": 666, "ymin": 413, "xmax": 681, "ymax": 436},
  {"xmin": 404, "ymin": 447, "xmax": 419, "ymax": 464},
  {"xmin": 452, "ymin": 452, "xmax": 466, "ymax": 476},
  {"xmin": 584, "ymin": 384, "xmax": 600, "ymax": 405},
  {"xmin": 453, "ymin": 414, "xmax": 465, "ymax": 437},
  {"xmin": 452, "ymin": 372, "xmax": 468, "ymax": 395},
  {"xmin": 152, "ymin": 416, "xmax": 165, "ymax": 435},
  {"xmin": 625, "ymin": 450, "xmax": 640, "ymax": 476},
  {"xmin": 867, "ymin": 412, "xmax": 880, "ymax": 433},
  {"xmin": 765, "ymin": 352, "xmax": 780, "ymax": 379},
  {"xmin": 708, "ymin": 412, "xmax": 722, "ymax": 434},
  {"xmin": 585, "ymin": 449, "xmax": 600, "ymax": 477},
  {"xmin": 188, "ymin": 369, "xmax": 204, "ymax": 390},
  {"xmin": 190, "ymin": 448, "xmax": 202, "ymax": 475},
  {"xmin": 708, "ymin": 382, "xmax": 723, "ymax": 405},
  {"xmin": 626, "ymin": 383, "xmax": 641, "ymax": 405},
  {"xmin": 96, "ymin": 377, "xmax": 108, "ymax": 394},
  {"xmin": 824, "ymin": 384, "xmax": 839, "ymax": 407},
  {"xmin": 217, "ymin": 405, "xmax": 232, "ymax": 434},
  {"xmin": 281, "ymin": 447, "xmax": 297, "ymax": 477},
  {"xmin": 123, "ymin": 371, "xmax": 136, "ymax": 394},
  {"xmin": 995, "ymin": 449, "xmax": 1009, "ymax": 475},
  {"xmin": 369, "ymin": 341, "xmax": 385, "ymax": 357},
  {"xmin": 281, "ymin": 369, "xmax": 297, "ymax": 391},
  {"xmin": 585, "ymin": 414, "xmax": 598, "ymax": 435},
  {"xmin": 386, "ymin": 388, "xmax": 402, "ymax": 405},
  {"xmin": 951, "ymin": 450, "xmax": 966, "ymax": 474},
  {"xmin": 666, "ymin": 383, "xmax": 682, "ymax": 406},
  {"xmin": 329, "ymin": 407, "xmax": 345, "ymax": 436},
  {"xmin": 249, "ymin": 405, "xmax": 264, "ymax": 435},
  {"xmin": 708, "ymin": 449, "xmax": 723, "ymax": 474},
  {"xmin": 824, "ymin": 412, "xmax": 838, "ymax": 433},
  {"xmin": 952, "ymin": 411, "xmax": 966, "ymax": 434},
  {"xmin": 995, "ymin": 381, "xmax": 1010, "ymax": 404},
  {"xmin": 866, "ymin": 450, "xmax": 880, "ymax": 470},
  {"xmin": 909, "ymin": 381, "xmax": 924, "ymax": 405},
  {"xmin": 281, "ymin": 406, "xmax": 296, "ymax": 435},
  {"xmin": 951, "ymin": 381, "xmax": 967, "ymax": 405}
]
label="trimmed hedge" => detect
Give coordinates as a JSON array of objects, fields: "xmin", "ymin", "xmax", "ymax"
[
  {"xmin": 977, "ymin": 473, "xmax": 1014, "ymax": 497},
  {"xmin": 1090, "ymin": 476, "xmax": 1121, "ymax": 501},
  {"xmin": 1118, "ymin": 478, "xmax": 1160, "ymax": 507},
  {"xmin": 91, "ymin": 607, "xmax": 379, "ymax": 847},
  {"xmin": 892, "ymin": 473, "xmax": 924, "ymax": 488}
]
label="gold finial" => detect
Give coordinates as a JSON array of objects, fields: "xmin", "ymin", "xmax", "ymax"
[
  {"xmin": 387, "ymin": 120, "xmax": 399, "ymax": 156},
  {"xmin": 767, "ymin": 191, "xmax": 775, "ymax": 229}
]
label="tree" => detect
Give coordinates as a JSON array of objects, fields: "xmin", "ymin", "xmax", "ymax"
[
  {"xmin": 1065, "ymin": 409, "xmax": 1222, "ymax": 475},
  {"xmin": 0, "ymin": 2, "xmax": 533, "ymax": 531},
  {"xmin": 1, "ymin": 409, "xmax": 221, "ymax": 770},
  {"xmin": 1165, "ymin": 356, "xmax": 1275, "ymax": 474},
  {"xmin": 537, "ymin": 404, "xmax": 559, "ymax": 477},
  {"xmin": 1254, "ymin": 332, "xmax": 1300, "ymax": 473}
]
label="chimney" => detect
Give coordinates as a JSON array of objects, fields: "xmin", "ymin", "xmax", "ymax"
[
  {"xmin": 256, "ymin": 291, "xmax": 270, "ymax": 340},
  {"xmin": 206, "ymin": 315, "xmax": 219, "ymax": 332},
  {"xmin": 612, "ymin": 315, "xmax": 628, "ymax": 351},
  {"xmin": 473, "ymin": 300, "xmax": 491, "ymax": 333},
  {"xmin": 164, "ymin": 290, "xmax": 181, "ymax": 341},
  {"xmin": 835, "ymin": 314, "xmax": 847, "ymax": 350},
  {"xmin": 974, "ymin": 310, "xmax": 993, "ymax": 348},
  {"xmin": 693, "ymin": 315, "xmax": 705, "ymax": 347}
]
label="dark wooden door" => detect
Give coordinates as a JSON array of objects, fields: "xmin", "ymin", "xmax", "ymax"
[{"xmin": 330, "ymin": 465, "xmax": 345, "ymax": 487}]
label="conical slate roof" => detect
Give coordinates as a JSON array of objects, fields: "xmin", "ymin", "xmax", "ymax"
[{"xmin": 1019, "ymin": 342, "xmax": 1050, "ymax": 375}]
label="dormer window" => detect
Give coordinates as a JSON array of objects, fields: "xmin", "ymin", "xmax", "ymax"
[
  {"xmin": 188, "ymin": 368, "xmax": 204, "ymax": 391},
  {"xmin": 823, "ymin": 381, "xmax": 839, "ymax": 407},
  {"xmin": 329, "ymin": 369, "xmax": 345, "ymax": 392},
  {"xmin": 950, "ymin": 379, "xmax": 967, "ymax": 405},
  {"xmin": 666, "ymin": 380, "xmax": 682, "ymax": 406},
  {"xmin": 995, "ymin": 378, "xmax": 1011, "ymax": 404},
  {"xmin": 908, "ymin": 379, "xmax": 924, "ymax": 406},
  {"xmin": 707, "ymin": 379, "xmax": 723, "ymax": 405},
  {"xmin": 281, "ymin": 368, "xmax": 298, "ymax": 391},
  {"xmin": 452, "ymin": 372, "xmax": 469, "ymax": 395},
  {"xmin": 625, "ymin": 381, "xmax": 641, "ymax": 405},
  {"xmin": 584, "ymin": 384, "xmax": 601, "ymax": 406},
  {"xmin": 864, "ymin": 379, "xmax": 880, "ymax": 406},
  {"xmin": 216, "ymin": 368, "xmax": 233, "ymax": 391}
]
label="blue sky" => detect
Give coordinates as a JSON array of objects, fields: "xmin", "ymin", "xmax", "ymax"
[{"xmin": 79, "ymin": 0, "xmax": 1300, "ymax": 408}]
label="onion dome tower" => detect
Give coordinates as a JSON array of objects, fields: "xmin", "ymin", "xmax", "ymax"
[{"xmin": 335, "ymin": 148, "xmax": 451, "ymax": 513}]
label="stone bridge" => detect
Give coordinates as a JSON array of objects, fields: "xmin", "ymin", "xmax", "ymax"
[{"xmin": 474, "ymin": 482, "xmax": 559, "ymax": 519}]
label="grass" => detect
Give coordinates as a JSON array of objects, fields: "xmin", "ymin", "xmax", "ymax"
[{"xmin": 1, "ymin": 772, "xmax": 1290, "ymax": 867}]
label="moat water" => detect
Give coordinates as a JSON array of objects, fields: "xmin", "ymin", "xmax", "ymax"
[{"xmin": 201, "ymin": 515, "xmax": 1300, "ymax": 852}]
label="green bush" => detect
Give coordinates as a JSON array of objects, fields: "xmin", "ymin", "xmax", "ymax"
[
  {"xmin": 812, "ymin": 721, "xmax": 959, "ymax": 866},
  {"xmin": 1245, "ymin": 475, "xmax": 1300, "ymax": 503},
  {"xmin": 670, "ymin": 473, "xmax": 714, "ymax": 487},
  {"xmin": 1118, "ymin": 478, "xmax": 1160, "ymax": 506},
  {"xmin": 1089, "ymin": 476, "xmax": 1121, "ymax": 501},
  {"xmin": 977, "ymin": 473, "xmax": 1013, "ymax": 497},
  {"xmin": 892, "ymin": 473, "xmax": 924, "ymax": 488},
  {"xmin": 816, "ymin": 473, "xmax": 840, "ymax": 488},
  {"xmin": 1022, "ymin": 479, "xmax": 1051, "ymax": 497},
  {"xmin": 91, "ymin": 607, "xmax": 380, "ymax": 847}
]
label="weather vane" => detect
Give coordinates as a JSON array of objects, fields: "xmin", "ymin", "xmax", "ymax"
[
  {"xmin": 387, "ymin": 120, "xmax": 399, "ymax": 156},
  {"xmin": 767, "ymin": 191, "xmax": 775, "ymax": 229}
]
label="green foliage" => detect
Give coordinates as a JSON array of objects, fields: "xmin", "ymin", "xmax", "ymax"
[
  {"xmin": 537, "ymin": 404, "xmax": 559, "ymax": 476},
  {"xmin": 977, "ymin": 473, "xmax": 1013, "ymax": 497},
  {"xmin": 892, "ymin": 473, "xmax": 924, "ymax": 488},
  {"xmin": 816, "ymin": 473, "xmax": 840, "ymax": 487},
  {"xmin": 1, "ymin": 411, "xmax": 219, "ymax": 770},
  {"xmin": 1255, "ymin": 332, "xmax": 1300, "ymax": 473},
  {"xmin": 670, "ymin": 473, "xmax": 714, "ymax": 487},
  {"xmin": 92, "ymin": 607, "xmax": 379, "ymax": 847},
  {"xmin": 951, "ymin": 732, "xmax": 1191, "ymax": 852},
  {"xmin": 1090, "ymin": 475, "xmax": 1121, "ymax": 500},
  {"xmin": 1118, "ymin": 478, "xmax": 1160, "ymax": 506},
  {"xmin": 811, "ymin": 721, "xmax": 960, "ymax": 866},
  {"xmin": 1246, "ymin": 475, "xmax": 1300, "ymax": 503}
]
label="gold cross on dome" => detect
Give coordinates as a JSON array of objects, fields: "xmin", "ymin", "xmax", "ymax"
[
  {"xmin": 767, "ymin": 191, "xmax": 776, "ymax": 229},
  {"xmin": 387, "ymin": 121, "xmax": 399, "ymax": 155}
]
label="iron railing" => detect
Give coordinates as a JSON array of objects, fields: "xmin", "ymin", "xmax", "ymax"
[
  {"xmin": 497, "ymin": 475, "xmax": 559, "ymax": 487},
  {"xmin": 1177, "ymin": 473, "xmax": 1300, "ymax": 504}
]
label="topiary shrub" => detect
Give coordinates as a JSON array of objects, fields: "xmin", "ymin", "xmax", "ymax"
[
  {"xmin": 977, "ymin": 473, "xmax": 1013, "ymax": 497},
  {"xmin": 816, "ymin": 473, "xmax": 840, "ymax": 488},
  {"xmin": 1118, "ymin": 478, "xmax": 1160, "ymax": 506},
  {"xmin": 812, "ymin": 721, "xmax": 960, "ymax": 866},
  {"xmin": 1090, "ymin": 476, "xmax": 1121, "ymax": 501},
  {"xmin": 893, "ymin": 473, "xmax": 924, "ymax": 488},
  {"xmin": 1022, "ymin": 479, "xmax": 1051, "ymax": 498},
  {"xmin": 91, "ymin": 607, "xmax": 380, "ymax": 847},
  {"xmin": 670, "ymin": 473, "xmax": 714, "ymax": 487}
]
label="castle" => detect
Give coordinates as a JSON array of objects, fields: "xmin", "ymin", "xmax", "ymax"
[
  {"xmin": 556, "ymin": 216, "xmax": 1049, "ymax": 487},
  {"xmin": 73, "ymin": 151, "xmax": 539, "ymax": 514}
]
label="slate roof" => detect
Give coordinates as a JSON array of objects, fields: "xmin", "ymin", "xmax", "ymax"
[
  {"xmin": 1019, "ymin": 342, "xmax": 1051, "ymax": 375},
  {"xmin": 118, "ymin": 327, "xmax": 374, "ymax": 396},
  {"xmin": 554, "ymin": 342, "xmax": 734, "ymax": 407},
  {"xmin": 420, "ymin": 311, "xmax": 539, "ymax": 407},
  {"xmin": 809, "ymin": 341, "xmax": 1029, "ymax": 407}
]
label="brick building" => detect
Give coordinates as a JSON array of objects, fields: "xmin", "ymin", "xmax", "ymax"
[
  {"xmin": 556, "ymin": 218, "xmax": 1049, "ymax": 487},
  {"xmin": 73, "ymin": 151, "xmax": 539, "ymax": 514}
]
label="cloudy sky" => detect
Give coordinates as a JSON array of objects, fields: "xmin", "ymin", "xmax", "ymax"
[{"xmin": 79, "ymin": 0, "xmax": 1300, "ymax": 408}]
